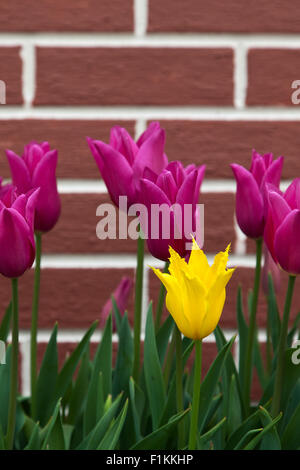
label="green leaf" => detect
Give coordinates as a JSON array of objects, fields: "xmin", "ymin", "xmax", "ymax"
[
  {"xmin": 24, "ymin": 421, "xmax": 41, "ymax": 450},
  {"xmin": 77, "ymin": 392, "xmax": 123, "ymax": 450},
  {"xmin": 198, "ymin": 417, "xmax": 227, "ymax": 449},
  {"xmin": 54, "ymin": 321, "xmax": 97, "ymax": 403},
  {"xmin": 130, "ymin": 409, "xmax": 189, "ymax": 450},
  {"xmin": 35, "ymin": 324, "xmax": 58, "ymax": 425},
  {"xmin": 287, "ymin": 312, "xmax": 300, "ymax": 348},
  {"xmin": 243, "ymin": 412, "xmax": 282, "ymax": 450},
  {"xmin": 259, "ymin": 406, "xmax": 281, "ymax": 450},
  {"xmin": 112, "ymin": 296, "xmax": 122, "ymax": 334},
  {"xmin": 129, "ymin": 377, "xmax": 142, "ymax": 442},
  {"xmin": 0, "ymin": 303, "xmax": 12, "ymax": 342},
  {"xmin": 236, "ymin": 286, "xmax": 248, "ymax": 392},
  {"xmin": 0, "ymin": 345, "xmax": 11, "ymax": 434},
  {"xmin": 156, "ymin": 315, "xmax": 174, "ymax": 366},
  {"xmin": 41, "ymin": 399, "xmax": 64, "ymax": 450},
  {"xmin": 254, "ymin": 336, "xmax": 267, "ymax": 389},
  {"xmin": 225, "ymin": 408, "xmax": 262, "ymax": 449},
  {"xmin": 281, "ymin": 400, "xmax": 300, "ymax": 449},
  {"xmin": 112, "ymin": 312, "xmax": 133, "ymax": 397},
  {"xmin": 62, "ymin": 424, "xmax": 74, "ymax": 450},
  {"xmin": 198, "ymin": 335, "xmax": 236, "ymax": 433},
  {"xmin": 226, "ymin": 374, "xmax": 242, "ymax": 437},
  {"xmin": 67, "ymin": 347, "xmax": 91, "ymax": 425},
  {"xmin": 144, "ymin": 303, "xmax": 166, "ymax": 429},
  {"xmin": 97, "ymin": 399, "xmax": 128, "ymax": 450}
]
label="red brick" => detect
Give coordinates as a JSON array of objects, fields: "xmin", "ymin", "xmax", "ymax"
[
  {"xmin": 247, "ymin": 49, "xmax": 300, "ymax": 106},
  {"xmin": 0, "ymin": 268, "xmax": 135, "ymax": 329},
  {"xmin": 155, "ymin": 120, "xmax": 300, "ymax": 180},
  {"xmin": 0, "ymin": 1, "xmax": 133, "ymax": 32},
  {"xmin": 0, "ymin": 120, "xmax": 135, "ymax": 179},
  {"xmin": 0, "ymin": 47, "xmax": 22, "ymax": 104},
  {"xmin": 148, "ymin": 0, "xmax": 300, "ymax": 33},
  {"xmin": 34, "ymin": 48, "xmax": 234, "ymax": 106},
  {"xmin": 149, "ymin": 266, "xmax": 300, "ymax": 330}
]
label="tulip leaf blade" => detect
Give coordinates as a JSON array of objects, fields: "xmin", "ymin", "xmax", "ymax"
[
  {"xmin": 0, "ymin": 302, "xmax": 12, "ymax": 342},
  {"xmin": 130, "ymin": 409, "xmax": 189, "ymax": 450},
  {"xmin": 112, "ymin": 312, "xmax": 133, "ymax": 398},
  {"xmin": 97, "ymin": 399, "xmax": 128, "ymax": 450},
  {"xmin": 198, "ymin": 335, "xmax": 236, "ymax": 433},
  {"xmin": 144, "ymin": 302, "xmax": 166, "ymax": 430}
]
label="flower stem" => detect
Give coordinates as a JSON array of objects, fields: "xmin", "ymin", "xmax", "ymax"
[
  {"xmin": 6, "ymin": 278, "xmax": 19, "ymax": 450},
  {"xmin": 30, "ymin": 232, "xmax": 42, "ymax": 419},
  {"xmin": 243, "ymin": 237, "xmax": 263, "ymax": 414},
  {"xmin": 174, "ymin": 325, "xmax": 185, "ymax": 449},
  {"xmin": 132, "ymin": 229, "xmax": 144, "ymax": 383},
  {"xmin": 188, "ymin": 339, "xmax": 202, "ymax": 450},
  {"xmin": 271, "ymin": 274, "xmax": 296, "ymax": 417},
  {"xmin": 155, "ymin": 261, "xmax": 169, "ymax": 333}
]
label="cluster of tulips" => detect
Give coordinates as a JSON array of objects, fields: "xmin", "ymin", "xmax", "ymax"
[{"xmin": 0, "ymin": 122, "xmax": 299, "ymax": 450}]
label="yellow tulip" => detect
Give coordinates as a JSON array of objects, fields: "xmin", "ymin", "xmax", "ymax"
[{"xmin": 152, "ymin": 239, "xmax": 235, "ymax": 340}]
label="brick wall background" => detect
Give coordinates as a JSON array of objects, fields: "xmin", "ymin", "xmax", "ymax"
[{"xmin": 0, "ymin": 0, "xmax": 299, "ymax": 400}]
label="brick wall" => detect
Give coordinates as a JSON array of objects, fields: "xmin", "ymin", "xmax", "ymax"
[{"xmin": 0, "ymin": 0, "xmax": 299, "ymax": 400}]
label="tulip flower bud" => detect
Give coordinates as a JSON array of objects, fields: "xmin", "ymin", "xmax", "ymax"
[
  {"xmin": 152, "ymin": 239, "xmax": 235, "ymax": 340},
  {"xmin": 100, "ymin": 277, "xmax": 133, "ymax": 330},
  {"xmin": 231, "ymin": 151, "xmax": 284, "ymax": 239},
  {"xmin": 0, "ymin": 188, "xmax": 39, "ymax": 278},
  {"xmin": 264, "ymin": 178, "xmax": 300, "ymax": 275},
  {"xmin": 6, "ymin": 142, "xmax": 61, "ymax": 233},
  {"xmin": 87, "ymin": 122, "xmax": 168, "ymax": 208}
]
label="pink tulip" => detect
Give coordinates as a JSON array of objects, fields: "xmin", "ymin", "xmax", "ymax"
[
  {"xmin": 264, "ymin": 178, "xmax": 300, "ymax": 275},
  {"xmin": 87, "ymin": 122, "xmax": 168, "ymax": 207},
  {"xmin": 6, "ymin": 142, "xmax": 61, "ymax": 233},
  {"xmin": 139, "ymin": 161, "xmax": 205, "ymax": 261},
  {"xmin": 231, "ymin": 151, "xmax": 284, "ymax": 239},
  {"xmin": 0, "ymin": 187, "xmax": 39, "ymax": 278},
  {"xmin": 100, "ymin": 277, "xmax": 133, "ymax": 330}
]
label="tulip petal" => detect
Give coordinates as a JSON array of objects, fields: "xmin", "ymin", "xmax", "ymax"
[
  {"xmin": 274, "ymin": 209, "xmax": 300, "ymax": 274},
  {"xmin": 133, "ymin": 128, "xmax": 167, "ymax": 181},
  {"xmin": 110, "ymin": 126, "xmax": 138, "ymax": 166},
  {"xmin": 261, "ymin": 156, "xmax": 284, "ymax": 189},
  {"xmin": 268, "ymin": 191, "xmax": 291, "ymax": 230},
  {"xmin": 156, "ymin": 170, "xmax": 177, "ymax": 205},
  {"xmin": 6, "ymin": 149, "xmax": 31, "ymax": 193},
  {"xmin": 92, "ymin": 140, "xmax": 135, "ymax": 207},
  {"xmin": 188, "ymin": 238, "xmax": 210, "ymax": 281},
  {"xmin": 181, "ymin": 269, "xmax": 207, "ymax": 340},
  {"xmin": 231, "ymin": 163, "xmax": 264, "ymax": 238},
  {"xmin": 284, "ymin": 178, "xmax": 300, "ymax": 210},
  {"xmin": 0, "ymin": 208, "xmax": 34, "ymax": 277},
  {"xmin": 32, "ymin": 150, "xmax": 61, "ymax": 232}
]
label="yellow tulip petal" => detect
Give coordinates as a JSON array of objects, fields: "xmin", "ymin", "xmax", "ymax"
[
  {"xmin": 188, "ymin": 238, "xmax": 210, "ymax": 281},
  {"xmin": 206, "ymin": 244, "xmax": 231, "ymax": 287},
  {"xmin": 200, "ymin": 289, "xmax": 226, "ymax": 339},
  {"xmin": 168, "ymin": 245, "xmax": 190, "ymax": 282},
  {"xmin": 181, "ymin": 270, "xmax": 208, "ymax": 340}
]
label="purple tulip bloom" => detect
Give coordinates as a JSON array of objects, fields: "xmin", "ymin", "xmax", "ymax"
[
  {"xmin": 231, "ymin": 151, "xmax": 284, "ymax": 239},
  {"xmin": 0, "ymin": 187, "xmax": 39, "ymax": 278},
  {"xmin": 6, "ymin": 142, "xmax": 61, "ymax": 233},
  {"xmin": 87, "ymin": 122, "xmax": 168, "ymax": 208},
  {"xmin": 264, "ymin": 178, "xmax": 300, "ymax": 275},
  {"xmin": 100, "ymin": 276, "xmax": 133, "ymax": 330},
  {"xmin": 139, "ymin": 161, "xmax": 205, "ymax": 261}
]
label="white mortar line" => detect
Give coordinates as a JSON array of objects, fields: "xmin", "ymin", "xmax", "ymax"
[
  {"xmin": 134, "ymin": 0, "xmax": 148, "ymax": 38},
  {"xmin": 20, "ymin": 41, "xmax": 35, "ymax": 108},
  {"xmin": 135, "ymin": 119, "xmax": 147, "ymax": 140},
  {"xmin": 234, "ymin": 42, "xmax": 247, "ymax": 109},
  {"xmin": 19, "ymin": 340, "xmax": 30, "ymax": 396},
  {"xmin": 234, "ymin": 215, "xmax": 247, "ymax": 256},
  {"xmin": 2, "ymin": 107, "xmax": 300, "ymax": 120},
  {"xmin": 37, "ymin": 253, "xmax": 258, "ymax": 269}
]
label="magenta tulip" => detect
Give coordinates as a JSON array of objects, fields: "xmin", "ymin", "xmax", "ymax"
[
  {"xmin": 0, "ymin": 188, "xmax": 39, "ymax": 278},
  {"xmin": 6, "ymin": 142, "xmax": 61, "ymax": 233},
  {"xmin": 100, "ymin": 276, "xmax": 133, "ymax": 330},
  {"xmin": 87, "ymin": 122, "xmax": 168, "ymax": 208},
  {"xmin": 231, "ymin": 151, "xmax": 284, "ymax": 239},
  {"xmin": 139, "ymin": 161, "xmax": 205, "ymax": 261},
  {"xmin": 264, "ymin": 178, "xmax": 300, "ymax": 274}
]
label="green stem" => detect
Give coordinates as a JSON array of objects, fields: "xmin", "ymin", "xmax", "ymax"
[
  {"xmin": 271, "ymin": 275, "xmax": 296, "ymax": 417},
  {"xmin": 132, "ymin": 229, "xmax": 144, "ymax": 383},
  {"xmin": 30, "ymin": 232, "xmax": 42, "ymax": 419},
  {"xmin": 174, "ymin": 325, "xmax": 185, "ymax": 449},
  {"xmin": 163, "ymin": 325, "xmax": 176, "ymax": 387},
  {"xmin": 266, "ymin": 294, "xmax": 272, "ymax": 376},
  {"xmin": 6, "ymin": 278, "xmax": 19, "ymax": 450},
  {"xmin": 188, "ymin": 339, "xmax": 202, "ymax": 450},
  {"xmin": 243, "ymin": 237, "xmax": 263, "ymax": 414},
  {"xmin": 155, "ymin": 261, "xmax": 169, "ymax": 333}
]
